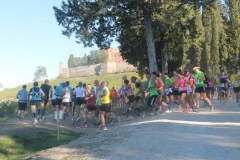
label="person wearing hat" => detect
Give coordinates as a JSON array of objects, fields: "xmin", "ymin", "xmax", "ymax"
[
  {"xmin": 230, "ymin": 67, "xmax": 240, "ymax": 105},
  {"xmin": 16, "ymin": 85, "xmax": 28, "ymax": 121},
  {"xmin": 28, "ymin": 82, "xmax": 45, "ymax": 125},
  {"xmin": 192, "ymin": 67, "xmax": 214, "ymax": 112},
  {"xmin": 54, "ymin": 81, "xmax": 63, "ymax": 121},
  {"xmin": 130, "ymin": 76, "xmax": 144, "ymax": 117}
]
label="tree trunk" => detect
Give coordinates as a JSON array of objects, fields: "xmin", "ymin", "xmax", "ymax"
[
  {"xmin": 161, "ymin": 40, "xmax": 168, "ymax": 74},
  {"xmin": 144, "ymin": 14, "xmax": 158, "ymax": 72}
]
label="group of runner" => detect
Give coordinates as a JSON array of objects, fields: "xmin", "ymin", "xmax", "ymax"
[{"xmin": 15, "ymin": 66, "xmax": 240, "ymax": 130}]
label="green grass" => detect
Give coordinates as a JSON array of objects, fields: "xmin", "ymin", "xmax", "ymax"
[
  {"xmin": 0, "ymin": 72, "xmax": 142, "ymax": 100},
  {"xmin": 0, "ymin": 128, "xmax": 81, "ymax": 160}
]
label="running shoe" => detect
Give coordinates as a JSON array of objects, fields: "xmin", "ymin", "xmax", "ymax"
[
  {"xmin": 178, "ymin": 105, "xmax": 182, "ymax": 110},
  {"xmin": 110, "ymin": 119, "xmax": 115, "ymax": 126},
  {"xmin": 91, "ymin": 123, "xmax": 97, "ymax": 127},
  {"xmin": 97, "ymin": 124, "xmax": 102, "ymax": 130},
  {"xmin": 192, "ymin": 107, "xmax": 199, "ymax": 112},
  {"xmin": 102, "ymin": 126, "xmax": 108, "ymax": 131},
  {"xmin": 32, "ymin": 119, "xmax": 38, "ymax": 125},
  {"xmin": 158, "ymin": 112, "xmax": 164, "ymax": 116},
  {"xmin": 40, "ymin": 116, "xmax": 45, "ymax": 122},
  {"xmin": 182, "ymin": 109, "xmax": 188, "ymax": 114},
  {"xmin": 151, "ymin": 113, "xmax": 158, "ymax": 118},
  {"xmin": 141, "ymin": 111, "xmax": 146, "ymax": 118},
  {"xmin": 165, "ymin": 109, "xmax": 172, "ymax": 113},
  {"xmin": 81, "ymin": 123, "xmax": 88, "ymax": 128},
  {"xmin": 117, "ymin": 116, "xmax": 122, "ymax": 125},
  {"xmin": 76, "ymin": 115, "xmax": 80, "ymax": 122},
  {"xmin": 156, "ymin": 109, "xmax": 161, "ymax": 114},
  {"xmin": 210, "ymin": 105, "xmax": 214, "ymax": 112}
]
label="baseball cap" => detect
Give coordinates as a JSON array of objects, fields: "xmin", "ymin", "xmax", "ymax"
[
  {"xmin": 184, "ymin": 69, "xmax": 189, "ymax": 74},
  {"xmin": 193, "ymin": 67, "xmax": 200, "ymax": 71}
]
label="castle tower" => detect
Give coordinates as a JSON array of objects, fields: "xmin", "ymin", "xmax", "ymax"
[{"xmin": 59, "ymin": 62, "xmax": 64, "ymax": 75}]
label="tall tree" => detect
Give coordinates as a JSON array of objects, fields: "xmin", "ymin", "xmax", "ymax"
[
  {"xmin": 33, "ymin": 66, "xmax": 47, "ymax": 81},
  {"xmin": 68, "ymin": 54, "xmax": 77, "ymax": 68},
  {"xmin": 226, "ymin": 0, "xmax": 240, "ymax": 67}
]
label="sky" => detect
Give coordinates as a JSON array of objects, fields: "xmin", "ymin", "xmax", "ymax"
[{"xmin": 0, "ymin": 1, "xmax": 119, "ymax": 89}]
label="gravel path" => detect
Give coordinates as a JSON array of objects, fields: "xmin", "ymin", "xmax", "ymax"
[{"xmin": 25, "ymin": 99, "xmax": 240, "ymax": 160}]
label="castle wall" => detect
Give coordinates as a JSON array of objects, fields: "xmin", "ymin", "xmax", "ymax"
[{"xmin": 59, "ymin": 62, "xmax": 136, "ymax": 78}]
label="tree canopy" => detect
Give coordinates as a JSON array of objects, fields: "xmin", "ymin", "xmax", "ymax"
[
  {"xmin": 54, "ymin": 0, "xmax": 239, "ymax": 76},
  {"xmin": 33, "ymin": 66, "xmax": 48, "ymax": 81}
]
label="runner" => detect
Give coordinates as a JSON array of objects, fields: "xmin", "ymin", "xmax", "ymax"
[
  {"xmin": 54, "ymin": 82, "xmax": 63, "ymax": 122},
  {"xmin": 184, "ymin": 69, "xmax": 195, "ymax": 111},
  {"xmin": 81, "ymin": 84, "xmax": 100, "ymax": 127},
  {"xmin": 176, "ymin": 70, "xmax": 188, "ymax": 113},
  {"xmin": 50, "ymin": 86, "xmax": 57, "ymax": 118},
  {"xmin": 98, "ymin": 81, "xmax": 119, "ymax": 130},
  {"xmin": 209, "ymin": 77, "xmax": 216, "ymax": 100},
  {"xmin": 111, "ymin": 87, "xmax": 118, "ymax": 108},
  {"xmin": 192, "ymin": 67, "xmax": 214, "ymax": 112},
  {"xmin": 71, "ymin": 82, "xmax": 85, "ymax": 125},
  {"xmin": 16, "ymin": 85, "xmax": 28, "ymax": 121},
  {"xmin": 230, "ymin": 67, "xmax": 240, "ymax": 105},
  {"xmin": 145, "ymin": 72, "xmax": 162, "ymax": 117},
  {"xmin": 123, "ymin": 79, "xmax": 135, "ymax": 120},
  {"xmin": 28, "ymin": 82, "xmax": 45, "ymax": 125},
  {"xmin": 65, "ymin": 81, "xmax": 73, "ymax": 118},
  {"xmin": 61, "ymin": 82, "xmax": 72, "ymax": 122},
  {"xmin": 202, "ymin": 70, "xmax": 211, "ymax": 107},
  {"xmin": 164, "ymin": 73, "xmax": 173, "ymax": 112},
  {"xmin": 152, "ymin": 72, "xmax": 171, "ymax": 113},
  {"xmin": 94, "ymin": 79, "xmax": 102, "ymax": 124},
  {"xmin": 219, "ymin": 70, "xmax": 229, "ymax": 105},
  {"xmin": 40, "ymin": 79, "xmax": 51, "ymax": 121},
  {"xmin": 130, "ymin": 76, "xmax": 144, "ymax": 116},
  {"xmin": 171, "ymin": 72, "xmax": 181, "ymax": 109},
  {"xmin": 216, "ymin": 73, "xmax": 221, "ymax": 101}
]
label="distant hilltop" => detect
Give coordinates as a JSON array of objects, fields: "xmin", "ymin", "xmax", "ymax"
[{"xmin": 59, "ymin": 48, "xmax": 136, "ymax": 78}]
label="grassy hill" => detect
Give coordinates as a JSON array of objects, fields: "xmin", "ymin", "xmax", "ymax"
[{"xmin": 0, "ymin": 72, "xmax": 145, "ymax": 101}]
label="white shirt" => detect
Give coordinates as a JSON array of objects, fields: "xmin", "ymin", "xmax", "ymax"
[
  {"xmin": 51, "ymin": 89, "xmax": 57, "ymax": 100},
  {"xmin": 74, "ymin": 87, "xmax": 86, "ymax": 98},
  {"xmin": 62, "ymin": 88, "xmax": 70, "ymax": 102}
]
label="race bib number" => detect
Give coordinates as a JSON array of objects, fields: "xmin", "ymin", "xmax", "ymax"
[
  {"xmin": 220, "ymin": 83, "xmax": 225, "ymax": 87},
  {"xmin": 236, "ymin": 81, "xmax": 240, "ymax": 85},
  {"xmin": 195, "ymin": 79, "xmax": 200, "ymax": 84},
  {"xmin": 165, "ymin": 88, "xmax": 169, "ymax": 94},
  {"xmin": 174, "ymin": 84, "xmax": 178, "ymax": 89},
  {"xmin": 204, "ymin": 84, "xmax": 208, "ymax": 88},
  {"xmin": 178, "ymin": 87, "xmax": 182, "ymax": 92}
]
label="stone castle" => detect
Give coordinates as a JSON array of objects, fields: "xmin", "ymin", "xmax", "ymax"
[{"xmin": 59, "ymin": 48, "xmax": 136, "ymax": 78}]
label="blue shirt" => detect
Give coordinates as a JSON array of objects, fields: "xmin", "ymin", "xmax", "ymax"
[
  {"xmin": 67, "ymin": 86, "xmax": 72, "ymax": 92},
  {"xmin": 17, "ymin": 89, "xmax": 28, "ymax": 103},
  {"xmin": 55, "ymin": 85, "xmax": 63, "ymax": 97}
]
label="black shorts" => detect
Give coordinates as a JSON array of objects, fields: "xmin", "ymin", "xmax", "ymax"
[
  {"xmin": 205, "ymin": 87, "xmax": 210, "ymax": 91},
  {"xmin": 147, "ymin": 95, "xmax": 158, "ymax": 107},
  {"xmin": 51, "ymin": 99, "xmax": 56, "ymax": 106},
  {"xmin": 172, "ymin": 90, "xmax": 178, "ymax": 96},
  {"xmin": 178, "ymin": 90, "xmax": 187, "ymax": 96},
  {"xmin": 221, "ymin": 87, "xmax": 228, "ymax": 91},
  {"xmin": 134, "ymin": 96, "xmax": 141, "ymax": 102},
  {"xmin": 100, "ymin": 103, "xmax": 111, "ymax": 113},
  {"xmin": 233, "ymin": 87, "xmax": 240, "ymax": 93},
  {"xmin": 42, "ymin": 97, "xmax": 49, "ymax": 106},
  {"xmin": 127, "ymin": 95, "xmax": 135, "ymax": 104},
  {"xmin": 30, "ymin": 100, "xmax": 43, "ymax": 107},
  {"xmin": 83, "ymin": 100, "xmax": 87, "ymax": 104},
  {"xmin": 76, "ymin": 97, "xmax": 85, "ymax": 106},
  {"xmin": 210, "ymin": 88, "xmax": 215, "ymax": 94},
  {"xmin": 18, "ymin": 102, "xmax": 27, "ymax": 111},
  {"xmin": 62, "ymin": 102, "xmax": 69, "ymax": 107},
  {"xmin": 157, "ymin": 90, "xmax": 164, "ymax": 95},
  {"xmin": 195, "ymin": 86, "xmax": 206, "ymax": 93},
  {"xmin": 55, "ymin": 98, "xmax": 62, "ymax": 106},
  {"xmin": 87, "ymin": 105, "xmax": 97, "ymax": 111}
]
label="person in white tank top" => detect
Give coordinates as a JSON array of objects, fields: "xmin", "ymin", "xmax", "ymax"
[{"xmin": 61, "ymin": 83, "xmax": 72, "ymax": 121}]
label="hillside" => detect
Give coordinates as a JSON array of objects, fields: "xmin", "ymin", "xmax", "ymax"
[{"xmin": 0, "ymin": 72, "xmax": 143, "ymax": 101}]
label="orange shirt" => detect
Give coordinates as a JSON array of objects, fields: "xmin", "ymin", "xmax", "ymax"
[{"xmin": 111, "ymin": 90, "xmax": 117, "ymax": 98}]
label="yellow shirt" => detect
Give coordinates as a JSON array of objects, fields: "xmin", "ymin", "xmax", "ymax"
[
  {"xmin": 230, "ymin": 74, "xmax": 240, "ymax": 87},
  {"xmin": 171, "ymin": 77, "xmax": 178, "ymax": 90},
  {"xmin": 100, "ymin": 87, "xmax": 110, "ymax": 104},
  {"xmin": 216, "ymin": 78, "xmax": 220, "ymax": 87}
]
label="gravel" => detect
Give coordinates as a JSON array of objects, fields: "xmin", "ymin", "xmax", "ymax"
[{"xmin": 27, "ymin": 99, "xmax": 240, "ymax": 160}]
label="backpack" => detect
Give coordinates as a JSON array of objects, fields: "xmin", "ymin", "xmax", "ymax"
[{"xmin": 32, "ymin": 87, "xmax": 42, "ymax": 100}]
